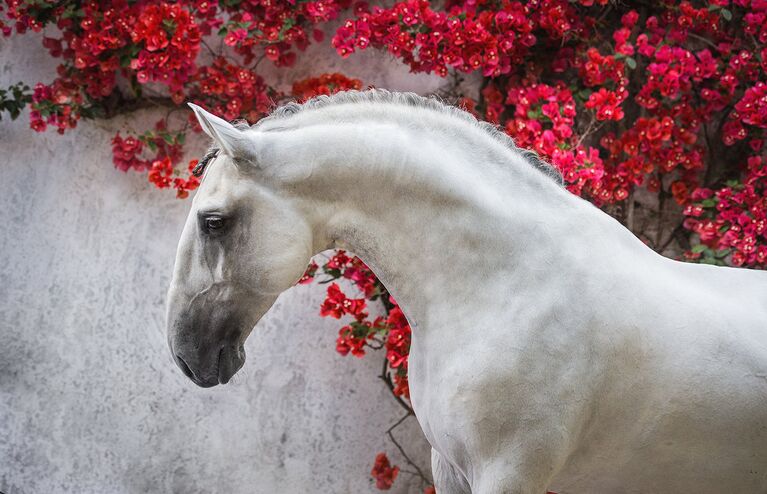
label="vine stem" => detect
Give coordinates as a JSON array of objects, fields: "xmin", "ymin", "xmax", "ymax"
[
  {"xmin": 658, "ymin": 222, "xmax": 685, "ymax": 254},
  {"xmin": 655, "ymin": 188, "xmax": 668, "ymax": 249},
  {"xmin": 387, "ymin": 412, "xmax": 433, "ymax": 487}
]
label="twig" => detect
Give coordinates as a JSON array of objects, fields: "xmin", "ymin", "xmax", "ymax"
[
  {"xmin": 687, "ymin": 32, "xmax": 717, "ymax": 50},
  {"xmin": 250, "ymin": 54, "xmax": 266, "ymax": 71},
  {"xmin": 387, "ymin": 412, "xmax": 433, "ymax": 486},
  {"xmin": 626, "ymin": 194, "xmax": 636, "ymax": 233},
  {"xmin": 658, "ymin": 222, "xmax": 685, "ymax": 254},
  {"xmin": 655, "ymin": 189, "xmax": 667, "ymax": 249},
  {"xmin": 201, "ymin": 39, "xmax": 219, "ymax": 58},
  {"xmin": 366, "ymin": 339, "xmax": 384, "ymax": 350},
  {"xmin": 576, "ymin": 118, "xmax": 606, "ymax": 148}
]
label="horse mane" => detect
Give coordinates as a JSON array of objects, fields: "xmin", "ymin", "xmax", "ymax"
[{"xmin": 194, "ymin": 89, "xmax": 564, "ymax": 185}]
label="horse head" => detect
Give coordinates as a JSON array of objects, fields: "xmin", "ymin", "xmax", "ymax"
[{"xmin": 166, "ymin": 104, "xmax": 314, "ymax": 387}]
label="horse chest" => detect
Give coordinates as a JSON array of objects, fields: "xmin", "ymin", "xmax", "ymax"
[{"xmin": 407, "ymin": 317, "xmax": 586, "ymax": 457}]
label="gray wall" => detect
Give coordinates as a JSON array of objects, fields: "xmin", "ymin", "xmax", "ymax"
[{"xmin": 0, "ymin": 28, "xmax": 450, "ymax": 494}]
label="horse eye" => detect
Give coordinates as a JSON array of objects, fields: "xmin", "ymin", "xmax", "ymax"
[{"xmin": 205, "ymin": 217, "xmax": 225, "ymax": 231}]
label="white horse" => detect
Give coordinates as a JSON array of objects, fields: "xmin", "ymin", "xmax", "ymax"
[{"xmin": 166, "ymin": 90, "xmax": 767, "ymax": 493}]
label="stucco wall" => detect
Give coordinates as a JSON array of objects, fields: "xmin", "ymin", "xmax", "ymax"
[{"xmin": 0, "ymin": 27, "xmax": 452, "ymax": 494}]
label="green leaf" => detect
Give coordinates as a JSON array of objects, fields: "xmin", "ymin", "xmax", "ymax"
[
  {"xmin": 700, "ymin": 198, "xmax": 717, "ymax": 208},
  {"xmin": 527, "ymin": 108, "xmax": 542, "ymax": 120},
  {"xmin": 162, "ymin": 19, "xmax": 177, "ymax": 34},
  {"xmin": 79, "ymin": 104, "xmax": 104, "ymax": 119},
  {"xmin": 351, "ymin": 321, "xmax": 371, "ymax": 338},
  {"xmin": 721, "ymin": 8, "xmax": 732, "ymax": 21},
  {"xmin": 0, "ymin": 82, "xmax": 32, "ymax": 121},
  {"xmin": 323, "ymin": 267, "xmax": 342, "ymax": 278},
  {"xmin": 714, "ymin": 248, "xmax": 732, "ymax": 259},
  {"xmin": 625, "ymin": 57, "xmax": 637, "ymax": 70},
  {"xmin": 691, "ymin": 244, "xmax": 707, "ymax": 254},
  {"xmin": 162, "ymin": 133, "xmax": 175, "ymax": 145}
]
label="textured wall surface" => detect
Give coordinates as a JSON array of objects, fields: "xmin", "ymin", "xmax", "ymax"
[{"xmin": 0, "ymin": 29, "xmax": 448, "ymax": 494}]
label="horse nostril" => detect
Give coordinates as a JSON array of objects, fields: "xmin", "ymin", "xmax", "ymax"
[{"xmin": 174, "ymin": 354, "xmax": 194, "ymax": 379}]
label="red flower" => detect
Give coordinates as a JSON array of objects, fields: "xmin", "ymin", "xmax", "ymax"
[
  {"xmin": 148, "ymin": 157, "xmax": 173, "ymax": 189},
  {"xmin": 384, "ymin": 306, "xmax": 411, "ymax": 370},
  {"xmin": 292, "ymin": 73, "xmax": 363, "ymax": 100},
  {"xmin": 336, "ymin": 325, "xmax": 367, "ymax": 357},
  {"xmin": 320, "ymin": 283, "xmax": 348, "ymax": 319},
  {"xmin": 112, "ymin": 133, "xmax": 147, "ymax": 172},
  {"xmin": 371, "ymin": 453, "xmax": 399, "ymax": 490},
  {"xmin": 320, "ymin": 283, "xmax": 368, "ymax": 320},
  {"xmin": 585, "ymin": 88, "xmax": 626, "ymax": 121},
  {"xmin": 298, "ymin": 261, "xmax": 319, "ymax": 284}
]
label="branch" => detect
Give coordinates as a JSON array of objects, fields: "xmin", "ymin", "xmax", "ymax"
[
  {"xmin": 387, "ymin": 412, "xmax": 433, "ymax": 486},
  {"xmin": 658, "ymin": 222, "xmax": 686, "ymax": 254},
  {"xmin": 655, "ymin": 188, "xmax": 668, "ymax": 249},
  {"xmin": 687, "ymin": 32, "xmax": 717, "ymax": 50},
  {"xmin": 94, "ymin": 90, "xmax": 177, "ymax": 120}
]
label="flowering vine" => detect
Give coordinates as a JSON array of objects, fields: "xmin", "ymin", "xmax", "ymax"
[
  {"xmin": 332, "ymin": 0, "xmax": 767, "ymax": 269},
  {"xmin": 3, "ymin": 0, "xmax": 767, "ymax": 491},
  {"xmin": 301, "ymin": 250, "xmax": 432, "ymax": 491}
]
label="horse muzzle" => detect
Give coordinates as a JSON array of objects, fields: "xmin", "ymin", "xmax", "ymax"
[{"xmin": 172, "ymin": 343, "xmax": 246, "ymax": 387}]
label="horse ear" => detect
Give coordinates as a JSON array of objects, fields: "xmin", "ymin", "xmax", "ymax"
[{"xmin": 187, "ymin": 103, "xmax": 256, "ymax": 161}]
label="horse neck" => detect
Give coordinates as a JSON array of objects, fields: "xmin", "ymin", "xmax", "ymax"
[{"xmin": 259, "ymin": 110, "xmax": 646, "ymax": 328}]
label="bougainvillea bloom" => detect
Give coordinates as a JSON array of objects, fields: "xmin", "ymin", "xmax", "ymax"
[{"xmin": 370, "ymin": 452, "xmax": 399, "ymax": 490}]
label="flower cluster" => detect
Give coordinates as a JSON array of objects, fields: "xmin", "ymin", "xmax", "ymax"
[
  {"xmin": 129, "ymin": 2, "xmax": 202, "ymax": 101},
  {"xmin": 335, "ymin": 0, "xmax": 767, "ymax": 263},
  {"xmin": 7, "ymin": 1, "xmax": 766, "ymax": 265},
  {"xmin": 311, "ymin": 250, "xmax": 405, "ymax": 368},
  {"xmin": 2, "ymin": 0, "xmax": 352, "ymax": 194},
  {"xmin": 291, "ymin": 73, "xmax": 362, "ymax": 101},
  {"xmin": 147, "ymin": 157, "xmax": 200, "ymax": 198},
  {"xmin": 112, "ymin": 132, "xmax": 148, "ymax": 172},
  {"xmin": 302, "ymin": 250, "xmax": 420, "ymax": 489},
  {"xmin": 190, "ymin": 57, "xmax": 275, "ymax": 122},
  {"xmin": 333, "ymin": 0, "xmax": 562, "ymax": 77},
  {"xmin": 370, "ymin": 452, "xmax": 399, "ymax": 490},
  {"xmin": 112, "ymin": 119, "xmax": 198, "ymax": 197},
  {"xmin": 684, "ymin": 156, "xmax": 767, "ymax": 267},
  {"xmin": 220, "ymin": 0, "xmax": 353, "ymax": 67},
  {"xmin": 29, "ymin": 80, "xmax": 82, "ymax": 134}
]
